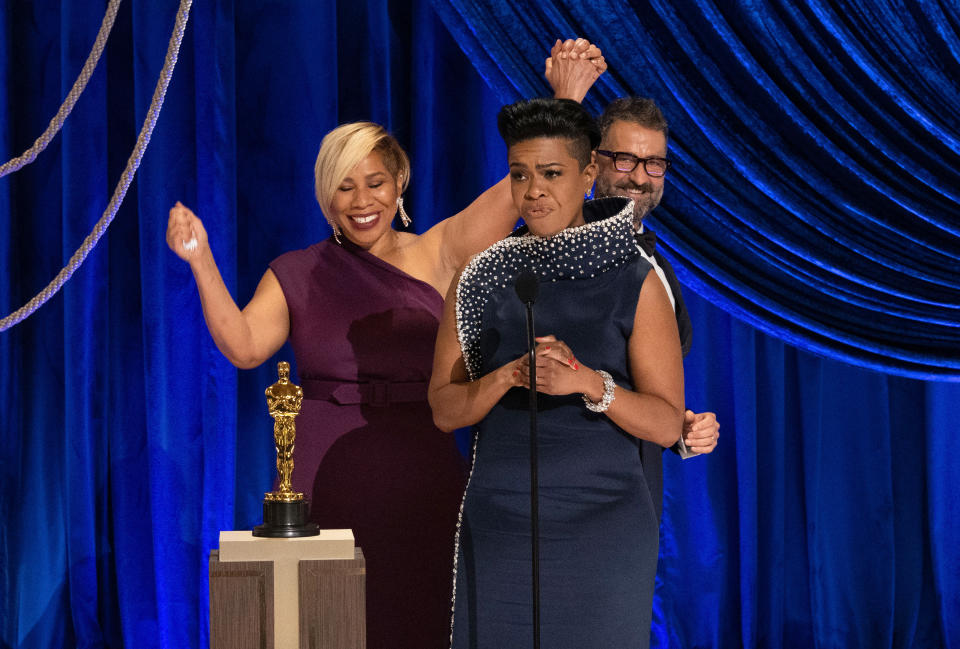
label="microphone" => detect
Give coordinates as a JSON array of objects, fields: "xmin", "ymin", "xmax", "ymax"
[
  {"xmin": 514, "ymin": 268, "xmax": 541, "ymax": 649},
  {"xmin": 515, "ymin": 269, "xmax": 539, "ymax": 305}
]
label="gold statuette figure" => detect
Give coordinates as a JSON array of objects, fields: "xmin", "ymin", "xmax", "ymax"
[
  {"xmin": 253, "ymin": 362, "xmax": 319, "ymax": 537},
  {"xmin": 265, "ymin": 361, "xmax": 303, "ymax": 502}
]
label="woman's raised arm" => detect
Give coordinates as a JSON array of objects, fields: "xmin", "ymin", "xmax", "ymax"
[
  {"xmin": 167, "ymin": 202, "xmax": 289, "ymax": 369},
  {"xmin": 417, "ymin": 175, "xmax": 518, "ymax": 281}
]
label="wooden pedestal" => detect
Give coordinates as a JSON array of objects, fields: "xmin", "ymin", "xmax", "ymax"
[
  {"xmin": 209, "ymin": 552, "xmax": 274, "ymax": 648},
  {"xmin": 299, "ymin": 553, "xmax": 366, "ymax": 648},
  {"xmin": 209, "ymin": 531, "xmax": 365, "ymax": 649}
]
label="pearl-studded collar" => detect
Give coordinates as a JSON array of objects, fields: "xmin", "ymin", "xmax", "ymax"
[{"xmin": 455, "ymin": 197, "xmax": 638, "ymax": 380}]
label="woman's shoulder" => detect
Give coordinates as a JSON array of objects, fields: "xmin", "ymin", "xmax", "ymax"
[
  {"xmin": 270, "ymin": 239, "xmax": 335, "ymax": 270},
  {"xmin": 388, "ymin": 230, "xmax": 451, "ymax": 293}
]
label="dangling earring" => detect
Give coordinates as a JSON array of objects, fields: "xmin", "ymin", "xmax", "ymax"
[
  {"xmin": 397, "ymin": 197, "xmax": 411, "ymax": 228},
  {"xmin": 331, "ymin": 222, "xmax": 342, "ymax": 245}
]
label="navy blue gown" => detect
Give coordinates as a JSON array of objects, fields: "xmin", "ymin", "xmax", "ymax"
[{"xmin": 450, "ymin": 198, "xmax": 661, "ymax": 649}]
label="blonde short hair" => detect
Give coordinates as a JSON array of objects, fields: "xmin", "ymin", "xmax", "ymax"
[{"xmin": 314, "ymin": 122, "xmax": 411, "ymax": 224}]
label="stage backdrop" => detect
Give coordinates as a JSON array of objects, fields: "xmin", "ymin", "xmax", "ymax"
[{"xmin": 0, "ymin": 1, "xmax": 957, "ymax": 648}]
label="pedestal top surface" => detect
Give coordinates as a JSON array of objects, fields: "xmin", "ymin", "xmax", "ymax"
[{"xmin": 218, "ymin": 529, "xmax": 355, "ymax": 562}]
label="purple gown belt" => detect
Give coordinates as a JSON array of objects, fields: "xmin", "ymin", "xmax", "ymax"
[{"xmin": 300, "ymin": 378, "xmax": 429, "ymax": 407}]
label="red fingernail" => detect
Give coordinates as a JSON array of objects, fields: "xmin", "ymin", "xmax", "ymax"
[
  {"xmin": 573, "ymin": 362, "xmax": 579, "ymax": 370},
  {"xmin": 545, "ymin": 346, "xmax": 551, "ymax": 351},
  {"xmin": 513, "ymin": 370, "xmax": 519, "ymax": 377}
]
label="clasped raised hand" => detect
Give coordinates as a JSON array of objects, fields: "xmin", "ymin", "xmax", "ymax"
[{"xmin": 544, "ymin": 38, "xmax": 608, "ymax": 102}]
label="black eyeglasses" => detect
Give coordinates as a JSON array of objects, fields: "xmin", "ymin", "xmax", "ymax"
[{"xmin": 596, "ymin": 150, "xmax": 672, "ymax": 177}]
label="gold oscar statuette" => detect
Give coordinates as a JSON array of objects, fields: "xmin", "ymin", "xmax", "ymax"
[{"xmin": 253, "ymin": 362, "xmax": 320, "ymax": 537}]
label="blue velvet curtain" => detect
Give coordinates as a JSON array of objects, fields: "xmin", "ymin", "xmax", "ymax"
[
  {"xmin": 658, "ymin": 289, "xmax": 959, "ymax": 648},
  {"xmin": 432, "ymin": 0, "xmax": 960, "ymax": 380},
  {"xmin": 1, "ymin": 1, "xmax": 959, "ymax": 649}
]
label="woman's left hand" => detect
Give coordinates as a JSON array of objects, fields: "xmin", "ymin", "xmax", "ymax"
[{"xmin": 516, "ymin": 335, "xmax": 600, "ymax": 397}]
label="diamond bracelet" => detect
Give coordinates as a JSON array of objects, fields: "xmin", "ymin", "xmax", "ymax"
[{"xmin": 582, "ymin": 369, "xmax": 616, "ymax": 413}]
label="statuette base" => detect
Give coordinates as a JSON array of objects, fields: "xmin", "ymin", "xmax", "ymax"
[{"xmin": 253, "ymin": 499, "xmax": 320, "ymax": 538}]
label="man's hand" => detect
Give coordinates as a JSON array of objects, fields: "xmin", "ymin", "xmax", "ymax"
[
  {"xmin": 682, "ymin": 410, "xmax": 719, "ymax": 454},
  {"xmin": 545, "ymin": 38, "xmax": 607, "ymax": 102}
]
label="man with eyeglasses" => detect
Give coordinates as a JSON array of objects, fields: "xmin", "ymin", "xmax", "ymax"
[
  {"xmin": 545, "ymin": 41, "xmax": 719, "ymax": 520},
  {"xmin": 595, "ymin": 101, "xmax": 671, "ymax": 231},
  {"xmin": 595, "ymin": 99, "xmax": 691, "ymax": 354}
]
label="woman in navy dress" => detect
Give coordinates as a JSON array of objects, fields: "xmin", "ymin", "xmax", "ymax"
[{"xmin": 429, "ymin": 98, "xmax": 685, "ymax": 649}]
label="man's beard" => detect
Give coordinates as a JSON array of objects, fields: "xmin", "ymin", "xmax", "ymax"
[{"xmin": 595, "ymin": 176, "xmax": 663, "ymax": 229}]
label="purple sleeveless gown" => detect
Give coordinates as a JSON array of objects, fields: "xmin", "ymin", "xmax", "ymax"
[{"xmin": 270, "ymin": 238, "xmax": 467, "ymax": 649}]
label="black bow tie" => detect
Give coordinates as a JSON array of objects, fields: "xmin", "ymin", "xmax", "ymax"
[{"xmin": 635, "ymin": 229, "xmax": 657, "ymax": 256}]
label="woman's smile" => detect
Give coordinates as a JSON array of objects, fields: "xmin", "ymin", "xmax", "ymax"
[{"xmin": 348, "ymin": 211, "xmax": 381, "ymax": 227}]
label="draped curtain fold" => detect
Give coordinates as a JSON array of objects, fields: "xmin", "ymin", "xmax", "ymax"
[
  {"xmin": 430, "ymin": 0, "xmax": 960, "ymax": 380},
  {"xmin": 2, "ymin": 2, "xmax": 959, "ymax": 649}
]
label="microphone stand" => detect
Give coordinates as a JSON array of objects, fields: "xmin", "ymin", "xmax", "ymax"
[
  {"xmin": 525, "ymin": 299, "xmax": 540, "ymax": 649},
  {"xmin": 515, "ymin": 271, "xmax": 540, "ymax": 649}
]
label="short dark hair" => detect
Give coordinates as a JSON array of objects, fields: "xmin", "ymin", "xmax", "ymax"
[
  {"xmin": 598, "ymin": 97, "xmax": 669, "ymax": 143},
  {"xmin": 497, "ymin": 98, "xmax": 600, "ymax": 169}
]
